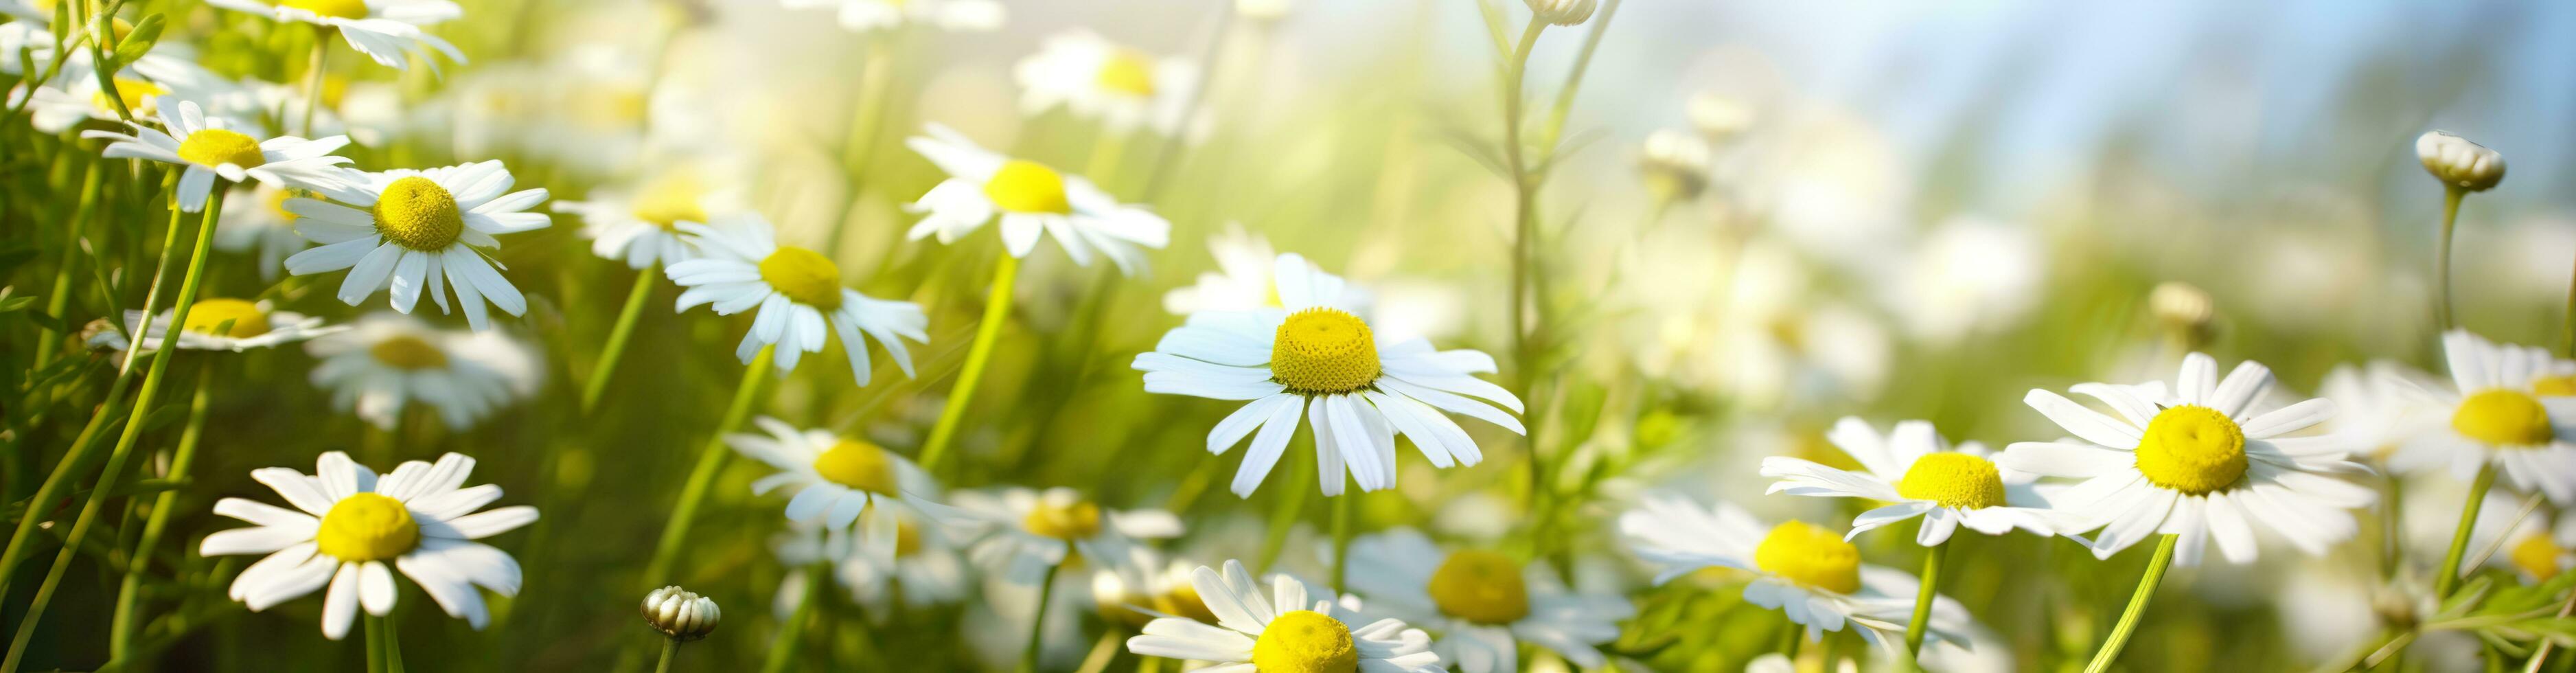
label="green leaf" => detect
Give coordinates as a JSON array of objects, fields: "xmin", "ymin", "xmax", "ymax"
[
  {"xmin": 106, "ymin": 14, "xmax": 163, "ymax": 71},
  {"xmin": 2441, "ymin": 574, "xmax": 2496, "ymax": 618}
]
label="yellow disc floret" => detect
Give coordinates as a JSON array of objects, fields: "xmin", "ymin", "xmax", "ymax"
[
  {"xmin": 757, "ymin": 246, "xmax": 844, "ymax": 310},
  {"xmin": 1250, "ymin": 610, "xmax": 1359, "ymax": 673},
  {"xmin": 1426, "ymin": 549, "xmax": 1530, "ymax": 625},
  {"xmin": 369, "ymin": 335, "xmax": 448, "ymax": 370},
  {"xmin": 2513, "ymin": 534, "xmax": 2566, "ymax": 581},
  {"xmin": 176, "ymin": 128, "xmax": 266, "ymax": 170},
  {"xmin": 2537, "ymin": 376, "xmax": 2576, "ymax": 398},
  {"xmin": 1023, "ymin": 499, "xmax": 1102, "ymax": 541},
  {"xmin": 983, "ymin": 160, "xmax": 1073, "ymax": 214},
  {"xmin": 314, "ymin": 492, "xmax": 420, "ymax": 562},
  {"xmin": 2134, "ymin": 404, "xmax": 2248, "ymax": 495},
  {"xmin": 279, "ymin": 0, "xmax": 370, "ymax": 20},
  {"xmin": 2455, "ymin": 389, "xmax": 2555, "ymax": 446},
  {"xmin": 810, "ymin": 439, "xmax": 899, "ymax": 495},
  {"xmin": 1096, "ymin": 49, "xmax": 1158, "ymax": 97},
  {"xmin": 181, "ymin": 299, "xmax": 271, "ymax": 339},
  {"xmin": 372, "ymin": 176, "xmax": 465, "ymax": 252},
  {"xmin": 1753, "ymin": 520, "xmax": 1861, "ymax": 595},
  {"xmin": 1270, "ymin": 308, "xmax": 1379, "ymax": 394},
  {"xmin": 268, "ymin": 187, "xmax": 303, "ymax": 223},
  {"xmin": 1896, "ymin": 452, "xmax": 2007, "ymax": 510}
]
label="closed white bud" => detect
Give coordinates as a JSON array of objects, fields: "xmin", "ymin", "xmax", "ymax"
[
  {"xmin": 1688, "ymin": 93, "xmax": 1756, "ymax": 141},
  {"xmin": 1525, "ymin": 0, "xmax": 1596, "ymax": 26},
  {"xmin": 641, "ymin": 586, "xmax": 720, "ymax": 641},
  {"xmin": 2415, "ymin": 130, "xmax": 2505, "ymax": 192},
  {"xmin": 2149, "ymin": 282, "xmax": 2213, "ymax": 331},
  {"xmin": 1640, "ymin": 129, "xmax": 1712, "ymax": 200}
]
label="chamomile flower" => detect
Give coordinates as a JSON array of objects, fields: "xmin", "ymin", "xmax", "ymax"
[
  {"xmin": 667, "ymin": 212, "xmax": 928, "ymax": 384},
  {"xmin": 205, "ymin": 0, "xmax": 465, "ymax": 70},
  {"xmin": 1618, "ymin": 494, "xmax": 1974, "ymax": 648},
  {"xmin": 304, "ymin": 312, "xmax": 540, "ymax": 431},
  {"xmin": 88, "ymin": 298, "xmax": 341, "ymax": 352},
  {"xmin": 932, "ymin": 486, "xmax": 1182, "ymax": 584},
  {"xmin": 2316, "ymin": 361, "xmax": 2444, "ymax": 461},
  {"xmin": 726, "ymin": 417, "xmax": 941, "ymax": 563},
  {"xmin": 1163, "ymin": 225, "xmax": 1375, "ymax": 317},
  {"xmin": 83, "ymin": 98, "xmax": 357, "ymax": 212},
  {"xmin": 779, "ymin": 0, "xmax": 1004, "ymax": 32},
  {"xmin": 904, "ymin": 124, "xmax": 1170, "ymax": 275},
  {"xmin": 1341, "ymin": 528, "xmax": 1633, "ymax": 673},
  {"xmin": 1997, "ymin": 353, "xmax": 2377, "ymax": 565},
  {"xmin": 200, "ymin": 452, "xmax": 536, "ymax": 639},
  {"xmin": 219, "ymin": 183, "xmax": 316, "ymax": 279},
  {"xmin": 1015, "ymin": 30, "xmax": 1197, "ymax": 135},
  {"xmin": 1126, "ymin": 559, "xmax": 1445, "ymax": 673},
  {"xmin": 771, "ymin": 513, "xmax": 969, "ymax": 617},
  {"xmin": 555, "ymin": 165, "xmax": 740, "ymax": 269},
  {"xmin": 2390, "ymin": 330, "xmax": 2576, "ymax": 504},
  {"xmin": 282, "ymin": 160, "xmax": 549, "ymax": 330},
  {"xmin": 1092, "ymin": 547, "xmax": 1220, "ymax": 628},
  {"xmin": 1134, "ymin": 253, "xmax": 1522, "ymax": 497},
  {"xmin": 1760, "ymin": 418, "xmax": 2065, "ymax": 546}
]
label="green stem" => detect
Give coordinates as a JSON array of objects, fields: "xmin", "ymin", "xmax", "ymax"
[
  {"xmin": 32, "ymin": 157, "xmax": 104, "ymax": 371},
  {"xmin": 582, "ymin": 263, "xmax": 660, "ymax": 414},
  {"xmin": 757, "ymin": 565, "xmax": 823, "ymax": 673},
  {"xmin": 1085, "ymin": 128, "xmax": 1127, "ymax": 193},
  {"xmin": 1904, "ymin": 535, "xmax": 1948, "ymax": 664},
  {"xmin": 108, "ymin": 357, "xmax": 214, "ymax": 660},
  {"xmin": 115, "ymin": 168, "xmax": 189, "ymax": 378},
  {"xmin": 382, "ymin": 613, "xmax": 406, "ymax": 673},
  {"xmin": 2080, "ymin": 534, "xmax": 2179, "ymax": 673},
  {"xmin": 654, "ymin": 639, "xmax": 680, "ymax": 673},
  {"xmin": 1020, "ymin": 562, "xmax": 1064, "ymax": 673},
  {"xmin": 2434, "ymin": 464, "xmax": 2498, "ymax": 599},
  {"xmin": 917, "ymin": 253, "xmax": 1018, "ymax": 474},
  {"xmin": 3, "ymin": 187, "xmax": 227, "ymax": 673},
  {"xmin": 1254, "ymin": 438, "xmax": 1314, "ymax": 573},
  {"xmin": 2437, "ymin": 186, "xmax": 2464, "ymax": 333},
  {"xmin": 0, "ymin": 360, "xmax": 137, "ymax": 596},
  {"xmin": 1329, "ymin": 489, "xmax": 1355, "ymax": 595},
  {"xmin": 823, "ymin": 35, "xmax": 898, "ymax": 258},
  {"xmin": 299, "ymin": 34, "xmax": 330, "ymax": 137},
  {"xmin": 2522, "ymin": 589, "xmax": 2576, "ymax": 673},
  {"xmin": 365, "ymin": 612, "xmax": 386, "ymax": 673},
  {"xmin": 640, "ymin": 345, "xmax": 775, "ymax": 589}
]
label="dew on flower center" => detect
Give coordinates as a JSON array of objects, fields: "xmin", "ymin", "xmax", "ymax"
[
  {"xmin": 369, "ymin": 334, "xmax": 448, "ymax": 370},
  {"xmin": 181, "ymin": 298, "xmax": 271, "ymax": 339},
  {"xmin": 1897, "ymin": 452, "xmax": 2007, "ymax": 509},
  {"xmin": 757, "ymin": 246, "xmax": 845, "ymax": 310},
  {"xmin": 2513, "ymin": 534, "xmax": 2566, "ymax": 581},
  {"xmin": 278, "ymin": 0, "xmax": 369, "ymax": 20},
  {"xmin": 2452, "ymin": 389, "xmax": 2553, "ymax": 447},
  {"xmin": 373, "ymin": 176, "xmax": 466, "ymax": 252},
  {"xmin": 1270, "ymin": 308, "xmax": 1379, "ymax": 394},
  {"xmin": 1249, "ymin": 610, "xmax": 1358, "ymax": 673},
  {"xmin": 1096, "ymin": 49, "xmax": 1158, "ymax": 97},
  {"xmin": 2538, "ymin": 375, "xmax": 2576, "ymax": 398},
  {"xmin": 810, "ymin": 439, "xmax": 898, "ymax": 495},
  {"xmin": 982, "ymin": 160, "xmax": 1073, "ymax": 214},
  {"xmin": 93, "ymin": 78, "xmax": 165, "ymax": 116},
  {"xmin": 2134, "ymin": 404, "xmax": 2248, "ymax": 495},
  {"xmin": 1022, "ymin": 499, "xmax": 1102, "ymax": 541},
  {"xmin": 315, "ymin": 492, "xmax": 420, "ymax": 562},
  {"xmin": 1753, "ymin": 520, "xmax": 1860, "ymax": 594},
  {"xmin": 1426, "ymin": 549, "xmax": 1530, "ymax": 625}
]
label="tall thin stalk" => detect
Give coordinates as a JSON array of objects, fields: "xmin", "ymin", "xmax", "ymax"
[
  {"xmin": 298, "ymin": 32, "xmax": 330, "ymax": 137},
  {"xmin": 2433, "ymin": 464, "xmax": 2498, "ymax": 599},
  {"xmin": 2435, "ymin": 186, "xmax": 2463, "ymax": 332},
  {"xmin": 916, "ymin": 253, "xmax": 1018, "ymax": 473},
  {"xmin": 1329, "ymin": 489, "xmax": 1355, "ymax": 595},
  {"xmin": 1019, "ymin": 562, "xmax": 1065, "ymax": 673},
  {"xmin": 640, "ymin": 345, "xmax": 776, "ymax": 588},
  {"xmin": 757, "ymin": 564, "xmax": 824, "ymax": 673},
  {"xmin": 582, "ymin": 263, "xmax": 661, "ymax": 414},
  {"xmin": 108, "ymin": 356, "xmax": 214, "ymax": 660},
  {"xmin": 1903, "ymin": 536, "xmax": 1949, "ymax": 668},
  {"xmin": 2080, "ymin": 534, "xmax": 2179, "ymax": 673}
]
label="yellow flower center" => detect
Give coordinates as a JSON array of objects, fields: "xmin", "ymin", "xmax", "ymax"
[
  {"xmin": 1426, "ymin": 549, "xmax": 1530, "ymax": 625},
  {"xmin": 2538, "ymin": 376, "xmax": 2576, "ymax": 398},
  {"xmin": 982, "ymin": 160, "xmax": 1073, "ymax": 214},
  {"xmin": 1250, "ymin": 610, "xmax": 1358, "ymax": 673},
  {"xmin": 314, "ymin": 492, "xmax": 419, "ymax": 562},
  {"xmin": 176, "ymin": 128, "xmax": 266, "ymax": 170},
  {"xmin": 809, "ymin": 439, "xmax": 899, "ymax": 495},
  {"xmin": 1155, "ymin": 580, "xmax": 1216, "ymax": 624},
  {"xmin": 1753, "ymin": 521, "xmax": 1861, "ymax": 595},
  {"xmin": 181, "ymin": 298, "xmax": 270, "ymax": 339},
  {"xmin": 1270, "ymin": 308, "xmax": 1380, "ymax": 394},
  {"xmin": 1896, "ymin": 452, "xmax": 2007, "ymax": 510},
  {"xmin": 369, "ymin": 335, "xmax": 448, "ymax": 370},
  {"xmin": 1096, "ymin": 49, "xmax": 1158, "ymax": 97},
  {"xmin": 1022, "ymin": 499, "xmax": 1101, "ymax": 541},
  {"xmin": 756, "ymin": 246, "xmax": 844, "ymax": 310},
  {"xmin": 279, "ymin": 0, "xmax": 370, "ymax": 20},
  {"xmin": 2453, "ymin": 389, "xmax": 2554, "ymax": 447},
  {"xmin": 2134, "ymin": 404, "xmax": 2248, "ymax": 495},
  {"xmin": 268, "ymin": 187, "xmax": 303, "ymax": 222},
  {"xmin": 893, "ymin": 520, "xmax": 921, "ymax": 558},
  {"xmin": 372, "ymin": 176, "xmax": 465, "ymax": 252},
  {"xmin": 93, "ymin": 78, "xmax": 165, "ymax": 116},
  {"xmin": 2513, "ymin": 534, "xmax": 2565, "ymax": 582},
  {"xmin": 630, "ymin": 173, "xmax": 706, "ymax": 231}
]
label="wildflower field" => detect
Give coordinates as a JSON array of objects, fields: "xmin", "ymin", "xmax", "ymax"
[{"xmin": 6, "ymin": 0, "xmax": 2576, "ymax": 671}]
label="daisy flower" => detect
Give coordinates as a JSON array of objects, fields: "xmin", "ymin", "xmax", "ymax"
[
  {"xmin": 932, "ymin": 486, "xmax": 1181, "ymax": 584},
  {"xmin": 89, "ymin": 298, "xmax": 342, "ymax": 352},
  {"xmin": 1092, "ymin": 547, "xmax": 1221, "ymax": 629},
  {"xmin": 1341, "ymin": 528, "xmax": 1633, "ymax": 673},
  {"xmin": 778, "ymin": 0, "xmax": 1004, "ymax": 32},
  {"xmin": 82, "ymin": 98, "xmax": 357, "ymax": 212},
  {"xmin": 1760, "ymin": 417, "xmax": 2065, "ymax": 546},
  {"xmin": 304, "ymin": 312, "xmax": 540, "ymax": 431},
  {"xmin": 726, "ymin": 416, "xmax": 941, "ymax": 562},
  {"xmin": 218, "ymin": 183, "xmax": 315, "ymax": 279},
  {"xmin": 1164, "ymin": 224, "xmax": 1375, "ymax": 317},
  {"xmin": 2316, "ymin": 360, "xmax": 2445, "ymax": 462},
  {"xmin": 205, "ymin": 0, "xmax": 465, "ymax": 69},
  {"xmin": 904, "ymin": 124, "xmax": 1171, "ymax": 275},
  {"xmin": 666, "ymin": 212, "xmax": 928, "ymax": 384},
  {"xmin": 200, "ymin": 451, "xmax": 536, "ymax": 639},
  {"xmin": 1126, "ymin": 559, "xmax": 1445, "ymax": 673},
  {"xmin": 1014, "ymin": 30, "xmax": 1197, "ymax": 135},
  {"xmin": 1133, "ymin": 253, "xmax": 1523, "ymax": 497},
  {"xmin": 1618, "ymin": 494, "xmax": 1973, "ymax": 648},
  {"xmin": 554, "ymin": 165, "xmax": 740, "ymax": 269},
  {"xmin": 1997, "ymin": 353, "xmax": 2377, "ymax": 565},
  {"xmin": 2495, "ymin": 512, "xmax": 2576, "ymax": 584},
  {"xmin": 770, "ymin": 513, "xmax": 969, "ymax": 618},
  {"xmin": 2390, "ymin": 330, "xmax": 2576, "ymax": 504},
  {"xmin": 282, "ymin": 160, "xmax": 550, "ymax": 331}
]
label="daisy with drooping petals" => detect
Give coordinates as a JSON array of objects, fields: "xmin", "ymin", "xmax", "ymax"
[
  {"xmin": 726, "ymin": 416, "xmax": 941, "ymax": 562},
  {"xmin": 667, "ymin": 212, "xmax": 928, "ymax": 384},
  {"xmin": 1340, "ymin": 528, "xmax": 1633, "ymax": 673},
  {"xmin": 1760, "ymin": 417, "xmax": 2065, "ymax": 546},
  {"xmin": 89, "ymin": 298, "xmax": 342, "ymax": 352},
  {"xmin": 905, "ymin": 124, "xmax": 1171, "ymax": 275},
  {"xmin": 1163, "ymin": 224, "xmax": 1375, "ymax": 317},
  {"xmin": 200, "ymin": 452, "xmax": 536, "ymax": 639},
  {"xmin": 1127, "ymin": 559, "xmax": 1446, "ymax": 673},
  {"xmin": 304, "ymin": 312, "xmax": 540, "ymax": 431},
  {"xmin": 82, "ymin": 98, "xmax": 358, "ymax": 212},
  {"xmin": 1618, "ymin": 494, "xmax": 1975, "ymax": 649},
  {"xmin": 779, "ymin": 0, "xmax": 1004, "ymax": 32},
  {"xmin": 2390, "ymin": 330, "xmax": 2576, "ymax": 505},
  {"xmin": 1134, "ymin": 253, "xmax": 1522, "ymax": 497},
  {"xmin": 1015, "ymin": 30, "xmax": 1197, "ymax": 135},
  {"xmin": 932, "ymin": 486, "xmax": 1182, "ymax": 584},
  {"xmin": 205, "ymin": 0, "xmax": 465, "ymax": 69},
  {"xmin": 283, "ymin": 160, "xmax": 551, "ymax": 330},
  {"xmin": 554, "ymin": 165, "xmax": 741, "ymax": 269}
]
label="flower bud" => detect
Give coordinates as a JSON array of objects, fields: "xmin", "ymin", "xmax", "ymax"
[
  {"xmin": 1525, "ymin": 0, "xmax": 1596, "ymax": 26},
  {"xmin": 2149, "ymin": 282, "xmax": 2213, "ymax": 332},
  {"xmin": 2416, "ymin": 130, "xmax": 2505, "ymax": 192},
  {"xmin": 641, "ymin": 586, "xmax": 720, "ymax": 641}
]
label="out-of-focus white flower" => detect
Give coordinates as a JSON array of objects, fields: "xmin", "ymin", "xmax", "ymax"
[
  {"xmin": 1638, "ymin": 129, "xmax": 1710, "ymax": 202},
  {"xmin": 205, "ymin": 0, "xmax": 465, "ymax": 70},
  {"xmin": 1164, "ymin": 225, "xmax": 1377, "ymax": 318},
  {"xmin": 2149, "ymin": 280, "xmax": 2214, "ymax": 332},
  {"xmin": 304, "ymin": 312, "xmax": 542, "ymax": 431},
  {"xmin": 218, "ymin": 183, "xmax": 314, "ymax": 279},
  {"xmin": 928, "ymin": 486, "xmax": 1182, "ymax": 584},
  {"xmin": 779, "ymin": 0, "xmax": 1002, "ymax": 32},
  {"xmin": 1341, "ymin": 528, "xmax": 1631, "ymax": 672},
  {"xmin": 2391, "ymin": 330, "xmax": 2576, "ymax": 504},
  {"xmin": 1885, "ymin": 215, "xmax": 2041, "ymax": 345},
  {"xmin": 1688, "ymin": 92, "xmax": 1755, "ymax": 141},
  {"xmin": 2316, "ymin": 361, "xmax": 2443, "ymax": 462},
  {"xmin": 1013, "ymin": 30, "xmax": 1198, "ymax": 135},
  {"xmin": 557, "ymin": 161, "xmax": 746, "ymax": 269},
  {"xmin": 89, "ymin": 299, "xmax": 342, "ymax": 352},
  {"xmin": 1701, "ymin": 238, "xmax": 1889, "ymax": 407},
  {"xmin": 2416, "ymin": 130, "xmax": 2504, "ymax": 192},
  {"xmin": 1620, "ymin": 495, "xmax": 1975, "ymax": 648}
]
